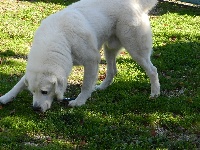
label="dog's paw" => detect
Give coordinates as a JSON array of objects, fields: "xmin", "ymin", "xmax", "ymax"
[
  {"xmin": 68, "ymin": 100, "xmax": 85, "ymax": 107},
  {"xmin": 0, "ymin": 94, "xmax": 14, "ymax": 104},
  {"xmin": 149, "ymin": 92, "xmax": 160, "ymax": 99},
  {"xmin": 150, "ymin": 84, "xmax": 160, "ymax": 99}
]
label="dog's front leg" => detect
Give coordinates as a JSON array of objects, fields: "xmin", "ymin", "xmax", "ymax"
[
  {"xmin": 0, "ymin": 75, "xmax": 26, "ymax": 104},
  {"xmin": 68, "ymin": 62, "xmax": 99, "ymax": 107}
]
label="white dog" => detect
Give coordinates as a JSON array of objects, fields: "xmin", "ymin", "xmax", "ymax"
[{"xmin": 0, "ymin": 0, "xmax": 160, "ymax": 112}]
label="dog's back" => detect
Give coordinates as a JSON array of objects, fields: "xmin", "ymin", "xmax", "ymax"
[{"xmin": 60, "ymin": 0, "xmax": 158, "ymax": 49}]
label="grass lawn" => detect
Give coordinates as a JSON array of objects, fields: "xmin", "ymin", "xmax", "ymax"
[{"xmin": 0, "ymin": 0, "xmax": 199, "ymax": 149}]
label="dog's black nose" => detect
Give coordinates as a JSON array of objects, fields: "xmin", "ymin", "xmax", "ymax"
[{"xmin": 32, "ymin": 106, "xmax": 41, "ymax": 112}]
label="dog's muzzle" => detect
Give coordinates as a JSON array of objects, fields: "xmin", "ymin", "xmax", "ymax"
[{"xmin": 32, "ymin": 106, "xmax": 42, "ymax": 112}]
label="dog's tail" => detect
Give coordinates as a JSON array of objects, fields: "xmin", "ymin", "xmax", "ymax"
[{"xmin": 137, "ymin": 0, "xmax": 158, "ymax": 12}]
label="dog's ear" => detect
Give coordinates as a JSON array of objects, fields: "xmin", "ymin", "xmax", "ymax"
[{"xmin": 51, "ymin": 76, "xmax": 65, "ymax": 100}]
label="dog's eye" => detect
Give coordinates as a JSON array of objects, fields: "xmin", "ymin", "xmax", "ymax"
[{"xmin": 41, "ymin": 90, "xmax": 48, "ymax": 95}]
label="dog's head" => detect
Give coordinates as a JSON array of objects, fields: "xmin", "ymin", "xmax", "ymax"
[{"xmin": 25, "ymin": 72, "xmax": 67, "ymax": 112}]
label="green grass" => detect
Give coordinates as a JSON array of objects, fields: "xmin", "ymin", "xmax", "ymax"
[{"xmin": 0, "ymin": 0, "xmax": 200, "ymax": 149}]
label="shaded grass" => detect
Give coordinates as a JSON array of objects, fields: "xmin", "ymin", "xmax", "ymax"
[{"xmin": 0, "ymin": 0, "xmax": 200, "ymax": 149}]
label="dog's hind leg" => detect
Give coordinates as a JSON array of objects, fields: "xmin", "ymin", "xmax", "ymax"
[
  {"xmin": 130, "ymin": 52, "xmax": 160, "ymax": 98},
  {"xmin": 117, "ymin": 22, "xmax": 160, "ymax": 97},
  {"xmin": 96, "ymin": 37, "xmax": 122, "ymax": 90},
  {"xmin": 0, "ymin": 75, "xmax": 26, "ymax": 104}
]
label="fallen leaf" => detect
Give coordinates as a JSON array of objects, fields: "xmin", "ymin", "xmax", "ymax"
[
  {"xmin": 187, "ymin": 98, "xmax": 193, "ymax": 103},
  {"xmin": 169, "ymin": 36, "xmax": 177, "ymax": 41},
  {"xmin": 120, "ymin": 51, "xmax": 127, "ymax": 55},
  {"xmin": 99, "ymin": 74, "xmax": 106, "ymax": 81},
  {"xmin": 80, "ymin": 119, "xmax": 84, "ymax": 125},
  {"xmin": 79, "ymin": 140, "xmax": 87, "ymax": 146},
  {"xmin": 153, "ymin": 53, "xmax": 161, "ymax": 58},
  {"xmin": 151, "ymin": 129, "xmax": 157, "ymax": 137},
  {"xmin": 46, "ymin": 137, "xmax": 52, "ymax": 143},
  {"xmin": 0, "ymin": 128, "xmax": 3, "ymax": 132},
  {"xmin": 179, "ymin": 82, "xmax": 184, "ymax": 86},
  {"xmin": 10, "ymin": 109, "xmax": 15, "ymax": 115}
]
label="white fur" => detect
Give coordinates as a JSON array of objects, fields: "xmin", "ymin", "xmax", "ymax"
[{"xmin": 0, "ymin": 0, "xmax": 160, "ymax": 112}]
